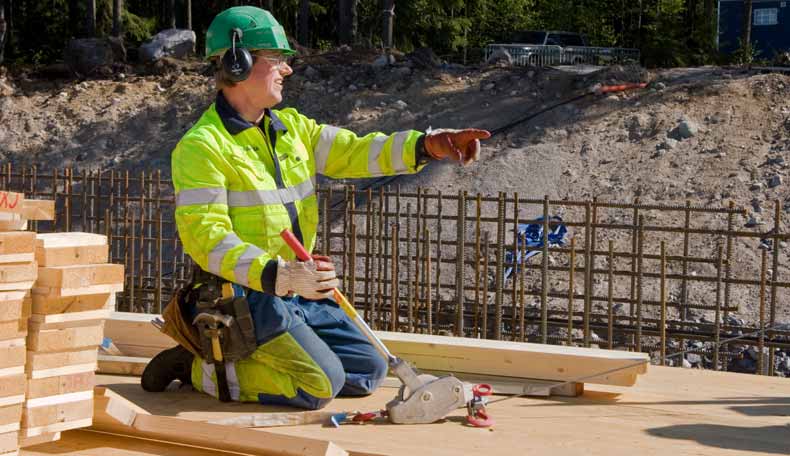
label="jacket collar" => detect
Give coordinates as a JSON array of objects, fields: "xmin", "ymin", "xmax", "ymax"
[{"xmin": 215, "ymin": 91, "xmax": 288, "ymax": 136}]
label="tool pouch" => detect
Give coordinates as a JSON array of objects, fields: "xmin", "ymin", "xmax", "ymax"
[
  {"xmin": 195, "ymin": 295, "xmax": 257, "ymax": 363},
  {"xmin": 159, "ymin": 288, "xmax": 203, "ymax": 358},
  {"xmin": 159, "ymin": 266, "xmax": 257, "ymax": 362}
]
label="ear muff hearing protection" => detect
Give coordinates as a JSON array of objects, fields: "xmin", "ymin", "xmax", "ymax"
[{"xmin": 221, "ymin": 28, "xmax": 254, "ymax": 83}]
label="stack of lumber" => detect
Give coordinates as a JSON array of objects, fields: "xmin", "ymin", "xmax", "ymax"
[
  {"xmin": 0, "ymin": 191, "xmax": 52, "ymax": 456},
  {"xmin": 19, "ymin": 233, "xmax": 122, "ymax": 446}
]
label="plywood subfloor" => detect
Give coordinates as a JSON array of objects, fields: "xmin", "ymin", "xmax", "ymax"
[
  {"xmin": 24, "ymin": 366, "xmax": 790, "ymax": 455},
  {"xmin": 21, "ymin": 429, "xmax": 240, "ymax": 455}
]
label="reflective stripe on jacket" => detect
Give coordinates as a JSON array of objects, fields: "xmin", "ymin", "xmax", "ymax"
[{"xmin": 172, "ymin": 93, "xmax": 426, "ymax": 292}]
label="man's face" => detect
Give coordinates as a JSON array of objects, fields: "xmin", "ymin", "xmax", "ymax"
[{"xmin": 238, "ymin": 50, "xmax": 293, "ymax": 108}]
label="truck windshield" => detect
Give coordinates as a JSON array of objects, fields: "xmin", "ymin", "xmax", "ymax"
[{"xmin": 510, "ymin": 31, "xmax": 546, "ymax": 45}]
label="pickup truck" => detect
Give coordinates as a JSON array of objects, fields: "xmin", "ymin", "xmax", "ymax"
[{"xmin": 485, "ymin": 31, "xmax": 639, "ymax": 67}]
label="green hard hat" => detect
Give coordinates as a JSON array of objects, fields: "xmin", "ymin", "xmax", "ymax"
[{"xmin": 205, "ymin": 6, "xmax": 294, "ymax": 59}]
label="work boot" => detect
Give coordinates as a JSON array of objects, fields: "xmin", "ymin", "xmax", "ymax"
[{"xmin": 141, "ymin": 345, "xmax": 194, "ymax": 392}]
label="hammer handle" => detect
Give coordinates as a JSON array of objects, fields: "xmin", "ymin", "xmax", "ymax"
[{"xmin": 280, "ymin": 229, "xmax": 395, "ymax": 362}]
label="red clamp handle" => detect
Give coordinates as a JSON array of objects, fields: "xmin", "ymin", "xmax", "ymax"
[
  {"xmin": 473, "ymin": 384, "xmax": 493, "ymax": 397},
  {"xmin": 280, "ymin": 229, "xmax": 311, "ymax": 261},
  {"xmin": 466, "ymin": 409, "xmax": 495, "ymax": 428}
]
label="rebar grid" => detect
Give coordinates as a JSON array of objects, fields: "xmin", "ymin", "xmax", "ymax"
[{"xmin": 1, "ymin": 165, "xmax": 788, "ymax": 374}]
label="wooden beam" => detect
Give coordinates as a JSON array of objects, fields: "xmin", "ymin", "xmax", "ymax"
[
  {"xmin": 91, "ymin": 387, "xmax": 350, "ymax": 456},
  {"xmin": 26, "ymin": 348, "xmax": 97, "ymax": 372},
  {"xmin": 28, "ymin": 309, "xmax": 111, "ymax": 329},
  {"xmin": 21, "ymin": 199, "xmax": 55, "ymax": 221},
  {"xmin": 36, "ymin": 264, "xmax": 124, "ymax": 288},
  {"xmin": 0, "ymin": 339, "xmax": 25, "ymax": 369},
  {"xmin": 32, "ymin": 283, "xmax": 123, "ymax": 298},
  {"xmin": 105, "ymin": 312, "xmax": 649, "ymax": 387},
  {"xmin": 21, "ymin": 398, "xmax": 93, "ymax": 428},
  {"xmin": 0, "ymin": 373, "xmax": 25, "ymax": 399},
  {"xmin": 35, "ymin": 233, "xmax": 108, "ymax": 266},
  {"xmin": 0, "ymin": 232, "xmax": 34, "ymax": 259},
  {"xmin": 31, "ymin": 293, "xmax": 113, "ymax": 315},
  {"xmin": 0, "ymin": 429, "xmax": 18, "ymax": 453},
  {"xmin": 0, "ymin": 262, "xmax": 37, "ymax": 284},
  {"xmin": 97, "ymin": 355, "xmax": 147, "ymax": 376},
  {"xmin": 26, "ymin": 324, "xmax": 104, "ymax": 352},
  {"xmin": 20, "ymin": 417, "xmax": 93, "ymax": 438},
  {"xmin": 17, "ymin": 430, "xmax": 60, "ymax": 448},
  {"xmin": 26, "ymin": 372, "xmax": 94, "ymax": 400}
]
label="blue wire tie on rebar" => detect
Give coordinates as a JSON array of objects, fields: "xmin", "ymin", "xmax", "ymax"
[{"xmin": 503, "ymin": 216, "xmax": 568, "ymax": 280}]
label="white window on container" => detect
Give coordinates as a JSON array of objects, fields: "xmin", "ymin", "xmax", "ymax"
[{"xmin": 753, "ymin": 8, "xmax": 779, "ymax": 26}]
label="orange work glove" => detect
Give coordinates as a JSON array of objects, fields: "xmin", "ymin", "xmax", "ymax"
[{"xmin": 423, "ymin": 128, "xmax": 492, "ymax": 165}]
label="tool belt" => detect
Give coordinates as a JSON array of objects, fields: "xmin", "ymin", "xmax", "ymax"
[{"xmin": 158, "ymin": 265, "xmax": 258, "ymax": 401}]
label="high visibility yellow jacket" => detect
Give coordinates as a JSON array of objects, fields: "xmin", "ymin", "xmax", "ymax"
[{"xmin": 172, "ymin": 93, "xmax": 427, "ymax": 293}]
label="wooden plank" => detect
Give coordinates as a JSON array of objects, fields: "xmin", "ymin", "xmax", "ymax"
[
  {"xmin": 21, "ymin": 398, "xmax": 93, "ymax": 428},
  {"xmin": 23, "ymin": 429, "xmax": 234, "ymax": 456},
  {"xmin": 25, "ymin": 390, "xmax": 94, "ymax": 409},
  {"xmin": 35, "ymin": 233, "xmax": 107, "ymax": 249},
  {"xmin": 17, "ymin": 431, "xmax": 60, "ymax": 448},
  {"xmin": 35, "ymin": 264, "xmax": 124, "ymax": 289},
  {"xmin": 0, "ymin": 374, "xmax": 25, "ymax": 399},
  {"xmin": 26, "ymin": 324, "xmax": 104, "ymax": 352},
  {"xmin": 20, "ymin": 418, "xmax": 92, "ymax": 438},
  {"xmin": 0, "ymin": 321, "xmax": 25, "ymax": 342},
  {"xmin": 96, "ymin": 355, "xmax": 147, "ymax": 376},
  {"xmin": 0, "ymin": 367, "xmax": 23, "ymax": 379},
  {"xmin": 91, "ymin": 388, "xmax": 349, "ymax": 456},
  {"xmin": 21, "ymin": 200, "xmax": 54, "ymax": 221},
  {"xmin": 378, "ymin": 330, "xmax": 648, "ymax": 386},
  {"xmin": 0, "ymin": 253, "xmax": 33, "ymax": 264},
  {"xmin": 28, "ymin": 309, "xmax": 111, "ymax": 329},
  {"xmin": 0, "ymin": 263, "xmax": 36, "ymax": 285},
  {"xmin": 0, "ymin": 281, "xmax": 34, "ymax": 292},
  {"xmin": 0, "ymin": 340, "xmax": 25, "ymax": 370},
  {"xmin": 35, "ymin": 234, "xmax": 108, "ymax": 267},
  {"xmin": 0, "ymin": 430, "xmax": 18, "ymax": 453},
  {"xmin": 0, "ymin": 405, "xmax": 22, "ymax": 426},
  {"xmin": 28, "ymin": 364, "xmax": 97, "ymax": 380},
  {"xmin": 0, "ymin": 299, "xmax": 24, "ymax": 321},
  {"xmin": 0, "ymin": 232, "xmax": 34, "ymax": 254},
  {"xmin": 0, "ymin": 192, "xmax": 25, "ymax": 215},
  {"xmin": 104, "ymin": 312, "xmax": 175, "ymax": 358},
  {"xmin": 31, "ymin": 293, "xmax": 113, "ymax": 316},
  {"xmin": 26, "ymin": 349, "xmax": 97, "ymax": 372},
  {"xmin": 26, "ymin": 372, "xmax": 95, "ymax": 400},
  {"xmin": 35, "ymin": 245, "xmax": 109, "ymax": 267},
  {"xmin": 32, "ymin": 283, "xmax": 123, "ymax": 298}
]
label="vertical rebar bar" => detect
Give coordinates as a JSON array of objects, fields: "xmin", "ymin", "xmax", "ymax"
[
  {"xmin": 583, "ymin": 202, "xmax": 592, "ymax": 347},
  {"xmin": 758, "ymin": 248, "xmax": 767, "ymax": 375},
  {"xmin": 129, "ymin": 208, "xmax": 136, "ymax": 313},
  {"xmin": 406, "ymin": 203, "xmax": 414, "ymax": 333},
  {"xmin": 482, "ymin": 231, "xmax": 490, "ymax": 339},
  {"xmin": 681, "ymin": 201, "xmax": 691, "ymax": 322},
  {"xmin": 494, "ymin": 193, "xmax": 506, "ymax": 341},
  {"xmin": 519, "ymin": 232, "xmax": 526, "ymax": 342},
  {"xmin": 474, "ymin": 193, "xmax": 482, "ymax": 336},
  {"xmin": 155, "ymin": 209, "xmax": 162, "ymax": 313},
  {"xmin": 391, "ymin": 223, "xmax": 399, "ymax": 332},
  {"xmin": 629, "ymin": 198, "xmax": 639, "ymax": 350},
  {"xmin": 769, "ymin": 200, "xmax": 780, "ymax": 376},
  {"xmin": 723, "ymin": 200, "xmax": 735, "ymax": 370},
  {"xmin": 322, "ymin": 188, "xmax": 331, "ymax": 255},
  {"xmin": 607, "ymin": 240, "xmax": 614, "ymax": 350},
  {"xmin": 434, "ymin": 191, "xmax": 442, "ymax": 318},
  {"xmin": 660, "ymin": 241, "xmax": 667, "ymax": 366},
  {"xmin": 456, "ymin": 190, "xmax": 466, "ymax": 337},
  {"xmin": 567, "ymin": 236, "xmax": 576, "ymax": 346},
  {"xmin": 714, "ymin": 244, "xmax": 724, "ymax": 370},
  {"xmin": 424, "ymin": 227, "xmax": 432, "ymax": 335},
  {"xmin": 383, "ymin": 187, "xmax": 390, "ymax": 322},
  {"xmin": 636, "ymin": 215, "xmax": 644, "ymax": 352},
  {"xmin": 511, "ymin": 192, "xmax": 519, "ymax": 341},
  {"xmin": 540, "ymin": 195, "xmax": 549, "ymax": 344},
  {"xmin": 364, "ymin": 190, "xmax": 373, "ymax": 321},
  {"xmin": 349, "ymin": 219, "xmax": 357, "ymax": 309}
]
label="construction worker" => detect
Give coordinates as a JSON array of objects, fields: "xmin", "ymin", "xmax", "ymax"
[{"xmin": 142, "ymin": 5, "xmax": 490, "ymax": 409}]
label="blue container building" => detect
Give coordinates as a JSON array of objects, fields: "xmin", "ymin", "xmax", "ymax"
[{"xmin": 718, "ymin": 0, "xmax": 790, "ymax": 60}]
